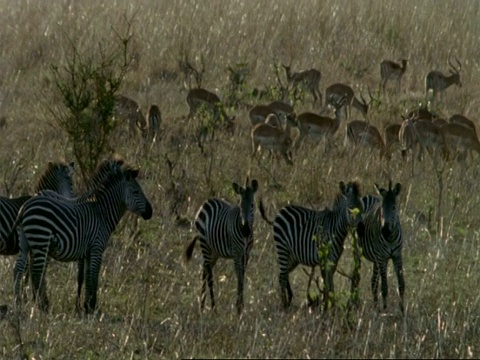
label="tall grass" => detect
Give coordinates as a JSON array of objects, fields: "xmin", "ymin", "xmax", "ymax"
[{"xmin": 0, "ymin": 0, "xmax": 479, "ymax": 358}]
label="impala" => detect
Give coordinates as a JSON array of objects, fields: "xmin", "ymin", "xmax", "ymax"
[
  {"xmin": 186, "ymin": 88, "xmax": 235, "ymax": 131},
  {"xmin": 425, "ymin": 55, "xmax": 462, "ymax": 99},
  {"xmin": 406, "ymin": 106, "xmax": 440, "ymax": 121},
  {"xmin": 325, "ymin": 83, "xmax": 369, "ymax": 119},
  {"xmin": 251, "ymin": 116, "xmax": 297, "ymax": 165},
  {"xmin": 449, "ymin": 114, "xmax": 477, "ymax": 136},
  {"xmin": 380, "ymin": 59, "xmax": 408, "ymax": 93},
  {"xmin": 399, "ymin": 118, "xmax": 448, "ymax": 162},
  {"xmin": 384, "ymin": 123, "xmax": 402, "ymax": 158},
  {"xmin": 294, "ymin": 96, "xmax": 346, "ymax": 151},
  {"xmin": 267, "ymin": 101, "xmax": 295, "ymax": 123},
  {"xmin": 114, "ymin": 95, "xmax": 146, "ymax": 137},
  {"xmin": 441, "ymin": 122, "xmax": 480, "ymax": 161},
  {"xmin": 345, "ymin": 120, "xmax": 385, "ymax": 157},
  {"xmin": 145, "ymin": 104, "xmax": 162, "ymax": 144},
  {"xmin": 282, "ymin": 64, "xmax": 322, "ymax": 106}
]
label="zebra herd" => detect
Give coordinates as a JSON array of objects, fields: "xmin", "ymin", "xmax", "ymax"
[
  {"xmin": 187, "ymin": 178, "xmax": 405, "ymax": 314},
  {"xmin": 0, "ymin": 158, "xmax": 153, "ymax": 315},
  {"xmin": 0, "ymin": 158, "xmax": 402, "ymax": 316}
]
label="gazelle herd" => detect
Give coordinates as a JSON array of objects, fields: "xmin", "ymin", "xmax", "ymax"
[{"xmin": 116, "ymin": 54, "xmax": 474, "ymax": 168}]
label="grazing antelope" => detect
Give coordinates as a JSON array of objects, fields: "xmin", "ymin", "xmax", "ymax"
[
  {"xmin": 432, "ymin": 118, "xmax": 448, "ymax": 128},
  {"xmin": 114, "ymin": 95, "xmax": 146, "ymax": 137},
  {"xmin": 282, "ymin": 64, "xmax": 322, "ymax": 106},
  {"xmin": 441, "ymin": 123, "xmax": 480, "ymax": 161},
  {"xmin": 186, "ymin": 88, "xmax": 235, "ymax": 131},
  {"xmin": 144, "ymin": 104, "xmax": 162, "ymax": 145},
  {"xmin": 251, "ymin": 116, "xmax": 297, "ymax": 165},
  {"xmin": 345, "ymin": 120, "xmax": 385, "ymax": 157},
  {"xmin": 325, "ymin": 83, "xmax": 369, "ymax": 119},
  {"xmin": 449, "ymin": 114, "xmax": 477, "ymax": 136},
  {"xmin": 399, "ymin": 118, "xmax": 448, "ymax": 162},
  {"xmin": 425, "ymin": 55, "xmax": 462, "ymax": 99},
  {"xmin": 294, "ymin": 95, "xmax": 346, "ymax": 151},
  {"xmin": 267, "ymin": 101, "xmax": 295, "ymax": 124},
  {"xmin": 380, "ymin": 59, "xmax": 408, "ymax": 93},
  {"xmin": 384, "ymin": 123, "xmax": 402, "ymax": 159},
  {"xmin": 406, "ymin": 107, "xmax": 440, "ymax": 121}
]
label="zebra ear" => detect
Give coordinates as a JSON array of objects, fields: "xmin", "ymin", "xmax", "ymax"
[
  {"xmin": 374, "ymin": 183, "xmax": 385, "ymax": 196},
  {"xmin": 67, "ymin": 162, "xmax": 75, "ymax": 176},
  {"xmin": 232, "ymin": 182, "xmax": 243, "ymax": 195},
  {"xmin": 250, "ymin": 179, "xmax": 259, "ymax": 192},
  {"xmin": 339, "ymin": 181, "xmax": 346, "ymax": 193},
  {"xmin": 393, "ymin": 183, "xmax": 402, "ymax": 195}
]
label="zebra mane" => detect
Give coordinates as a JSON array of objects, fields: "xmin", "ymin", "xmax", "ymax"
[
  {"xmin": 34, "ymin": 161, "xmax": 73, "ymax": 192},
  {"xmin": 89, "ymin": 163, "xmax": 138, "ymax": 198}
]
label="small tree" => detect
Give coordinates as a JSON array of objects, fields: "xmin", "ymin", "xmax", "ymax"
[{"xmin": 48, "ymin": 16, "xmax": 136, "ymax": 184}]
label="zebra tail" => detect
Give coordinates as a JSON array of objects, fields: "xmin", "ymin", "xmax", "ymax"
[
  {"xmin": 184, "ymin": 236, "xmax": 199, "ymax": 262},
  {"xmin": 258, "ymin": 200, "xmax": 274, "ymax": 226}
]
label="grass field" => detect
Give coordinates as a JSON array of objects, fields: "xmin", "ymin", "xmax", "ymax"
[{"xmin": 0, "ymin": 0, "xmax": 480, "ymax": 358}]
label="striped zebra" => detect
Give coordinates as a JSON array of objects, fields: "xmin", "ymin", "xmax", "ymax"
[
  {"xmin": 0, "ymin": 161, "xmax": 75, "ymax": 255},
  {"xmin": 356, "ymin": 181, "xmax": 404, "ymax": 313},
  {"xmin": 13, "ymin": 163, "xmax": 153, "ymax": 314},
  {"xmin": 259, "ymin": 181, "xmax": 364, "ymax": 310},
  {"xmin": 185, "ymin": 177, "xmax": 258, "ymax": 314}
]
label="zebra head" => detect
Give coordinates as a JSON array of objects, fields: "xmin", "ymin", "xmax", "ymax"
[
  {"xmin": 339, "ymin": 180, "xmax": 364, "ymax": 227},
  {"xmin": 83, "ymin": 158, "xmax": 125, "ymax": 195},
  {"xmin": 232, "ymin": 177, "xmax": 259, "ymax": 238},
  {"xmin": 121, "ymin": 167, "xmax": 153, "ymax": 220},
  {"xmin": 35, "ymin": 161, "xmax": 75, "ymax": 198},
  {"xmin": 375, "ymin": 181, "xmax": 401, "ymax": 237}
]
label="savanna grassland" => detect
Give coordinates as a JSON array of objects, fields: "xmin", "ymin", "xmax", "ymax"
[{"xmin": 0, "ymin": 0, "xmax": 480, "ymax": 358}]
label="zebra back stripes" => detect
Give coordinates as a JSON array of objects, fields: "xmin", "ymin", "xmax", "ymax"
[
  {"xmin": 356, "ymin": 181, "xmax": 404, "ymax": 313},
  {"xmin": 0, "ymin": 161, "xmax": 75, "ymax": 255},
  {"xmin": 259, "ymin": 181, "xmax": 364, "ymax": 309},
  {"xmin": 185, "ymin": 177, "xmax": 258, "ymax": 314},
  {"xmin": 13, "ymin": 164, "xmax": 153, "ymax": 314}
]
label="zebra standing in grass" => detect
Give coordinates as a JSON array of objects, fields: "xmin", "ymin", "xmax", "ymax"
[
  {"xmin": 0, "ymin": 161, "xmax": 75, "ymax": 255},
  {"xmin": 259, "ymin": 181, "xmax": 364, "ymax": 310},
  {"xmin": 13, "ymin": 163, "xmax": 153, "ymax": 314},
  {"xmin": 185, "ymin": 177, "xmax": 258, "ymax": 314},
  {"xmin": 356, "ymin": 181, "xmax": 404, "ymax": 313}
]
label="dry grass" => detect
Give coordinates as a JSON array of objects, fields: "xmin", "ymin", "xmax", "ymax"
[{"xmin": 0, "ymin": 0, "xmax": 480, "ymax": 358}]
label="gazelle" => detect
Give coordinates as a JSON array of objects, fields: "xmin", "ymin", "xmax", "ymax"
[
  {"xmin": 186, "ymin": 88, "xmax": 235, "ymax": 131},
  {"xmin": 425, "ymin": 55, "xmax": 462, "ymax": 99},
  {"xmin": 251, "ymin": 116, "xmax": 297, "ymax": 165},
  {"xmin": 345, "ymin": 120, "xmax": 385, "ymax": 157},
  {"xmin": 325, "ymin": 83, "xmax": 369, "ymax": 119},
  {"xmin": 441, "ymin": 122, "xmax": 480, "ymax": 161},
  {"xmin": 380, "ymin": 59, "xmax": 407, "ymax": 93},
  {"xmin": 282, "ymin": 64, "xmax": 322, "ymax": 106},
  {"xmin": 114, "ymin": 95, "xmax": 146, "ymax": 137},
  {"xmin": 449, "ymin": 114, "xmax": 477, "ymax": 136},
  {"xmin": 399, "ymin": 118, "xmax": 448, "ymax": 162},
  {"xmin": 294, "ymin": 95, "xmax": 346, "ymax": 151}
]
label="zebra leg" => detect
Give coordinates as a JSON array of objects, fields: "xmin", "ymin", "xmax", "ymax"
[
  {"xmin": 379, "ymin": 262, "xmax": 389, "ymax": 310},
  {"xmin": 371, "ymin": 263, "xmax": 380, "ymax": 307},
  {"xmin": 201, "ymin": 263, "xmax": 215, "ymax": 310},
  {"xmin": 234, "ymin": 257, "xmax": 246, "ymax": 314},
  {"xmin": 76, "ymin": 259, "xmax": 85, "ymax": 314},
  {"xmin": 393, "ymin": 255, "xmax": 405, "ymax": 313},
  {"xmin": 321, "ymin": 264, "xmax": 335, "ymax": 311},
  {"xmin": 30, "ymin": 249, "xmax": 50, "ymax": 312},
  {"xmin": 13, "ymin": 229, "xmax": 30, "ymax": 308},
  {"xmin": 84, "ymin": 254, "xmax": 103, "ymax": 314}
]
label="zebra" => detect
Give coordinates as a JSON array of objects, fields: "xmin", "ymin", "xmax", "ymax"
[
  {"xmin": 13, "ymin": 163, "xmax": 153, "ymax": 314},
  {"xmin": 185, "ymin": 177, "xmax": 258, "ymax": 314},
  {"xmin": 356, "ymin": 181, "xmax": 404, "ymax": 313},
  {"xmin": 0, "ymin": 161, "xmax": 75, "ymax": 255},
  {"xmin": 258, "ymin": 181, "xmax": 364, "ymax": 310}
]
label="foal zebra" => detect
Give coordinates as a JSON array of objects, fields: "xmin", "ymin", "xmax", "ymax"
[
  {"xmin": 13, "ymin": 163, "xmax": 153, "ymax": 314},
  {"xmin": 259, "ymin": 181, "xmax": 364, "ymax": 310},
  {"xmin": 185, "ymin": 177, "xmax": 258, "ymax": 314},
  {"xmin": 0, "ymin": 161, "xmax": 75, "ymax": 255},
  {"xmin": 356, "ymin": 181, "xmax": 404, "ymax": 313}
]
